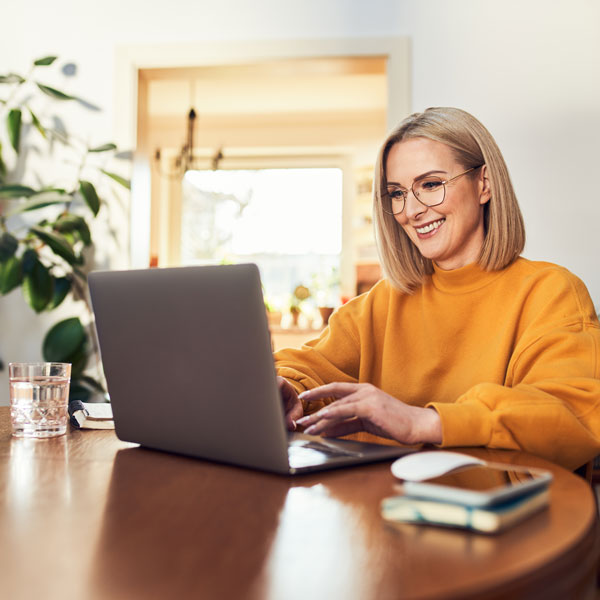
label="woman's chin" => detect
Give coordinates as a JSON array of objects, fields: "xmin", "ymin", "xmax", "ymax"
[{"xmin": 414, "ymin": 242, "xmax": 444, "ymax": 262}]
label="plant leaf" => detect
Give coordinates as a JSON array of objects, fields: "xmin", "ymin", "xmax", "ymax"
[
  {"xmin": 0, "ymin": 184, "xmax": 36, "ymax": 198},
  {"xmin": 42, "ymin": 317, "xmax": 86, "ymax": 362},
  {"xmin": 21, "ymin": 248, "xmax": 38, "ymax": 274},
  {"xmin": 5, "ymin": 194, "xmax": 69, "ymax": 216},
  {"xmin": 54, "ymin": 214, "xmax": 91, "ymax": 245},
  {"xmin": 36, "ymin": 83, "xmax": 75, "ymax": 101},
  {"xmin": 0, "ymin": 142, "xmax": 6, "ymax": 181},
  {"xmin": 7, "ymin": 109, "xmax": 22, "ymax": 152},
  {"xmin": 0, "ymin": 232, "xmax": 18, "ymax": 261},
  {"xmin": 79, "ymin": 180, "xmax": 100, "ymax": 215},
  {"xmin": 77, "ymin": 219, "xmax": 92, "ymax": 245},
  {"xmin": 22, "ymin": 257, "xmax": 53, "ymax": 312},
  {"xmin": 60, "ymin": 232, "xmax": 75, "ymax": 245},
  {"xmin": 68, "ymin": 345, "xmax": 89, "ymax": 380},
  {"xmin": 35, "ymin": 187, "xmax": 68, "ymax": 195},
  {"xmin": 88, "ymin": 143, "xmax": 117, "ymax": 153},
  {"xmin": 30, "ymin": 226, "xmax": 81, "ymax": 265},
  {"xmin": 34, "ymin": 56, "xmax": 58, "ymax": 66},
  {"xmin": 0, "ymin": 255, "xmax": 22, "ymax": 294},
  {"xmin": 100, "ymin": 169, "xmax": 130, "ymax": 190},
  {"xmin": 42, "ymin": 319, "xmax": 89, "ymax": 380},
  {"xmin": 0, "ymin": 73, "xmax": 25, "ymax": 84},
  {"xmin": 68, "ymin": 382, "xmax": 92, "ymax": 402},
  {"xmin": 47, "ymin": 276, "xmax": 71, "ymax": 309},
  {"xmin": 28, "ymin": 108, "xmax": 47, "ymax": 139}
]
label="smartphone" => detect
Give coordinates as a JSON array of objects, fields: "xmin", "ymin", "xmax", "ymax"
[{"xmin": 401, "ymin": 462, "xmax": 553, "ymax": 507}]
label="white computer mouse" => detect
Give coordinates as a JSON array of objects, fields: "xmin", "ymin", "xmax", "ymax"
[{"xmin": 391, "ymin": 451, "xmax": 486, "ymax": 482}]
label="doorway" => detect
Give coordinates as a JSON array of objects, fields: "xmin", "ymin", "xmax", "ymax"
[{"xmin": 127, "ymin": 40, "xmax": 410, "ymax": 298}]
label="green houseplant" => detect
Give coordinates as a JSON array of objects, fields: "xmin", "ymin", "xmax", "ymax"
[{"xmin": 0, "ymin": 55, "xmax": 129, "ymax": 401}]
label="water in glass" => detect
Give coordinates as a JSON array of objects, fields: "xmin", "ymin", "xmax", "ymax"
[{"xmin": 10, "ymin": 376, "xmax": 70, "ymax": 438}]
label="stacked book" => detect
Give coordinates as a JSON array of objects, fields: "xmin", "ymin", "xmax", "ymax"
[{"xmin": 381, "ymin": 487, "xmax": 549, "ymax": 534}]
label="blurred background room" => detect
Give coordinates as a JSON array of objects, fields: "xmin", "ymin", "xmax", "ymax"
[{"xmin": 0, "ymin": 0, "xmax": 598, "ymax": 404}]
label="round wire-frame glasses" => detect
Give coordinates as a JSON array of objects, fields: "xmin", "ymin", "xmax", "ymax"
[{"xmin": 383, "ymin": 165, "xmax": 484, "ymax": 215}]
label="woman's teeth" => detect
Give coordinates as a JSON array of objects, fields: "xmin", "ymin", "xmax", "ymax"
[{"xmin": 416, "ymin": 218, "xmax": 445, "ymax": 234}]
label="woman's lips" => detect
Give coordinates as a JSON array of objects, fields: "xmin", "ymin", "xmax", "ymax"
[{"xmin": 415, "ymin": 218, "xmax": 446, "ymax": 238}]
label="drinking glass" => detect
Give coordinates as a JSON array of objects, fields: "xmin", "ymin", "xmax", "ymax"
[{"xmin": 9, "ymin": 362, "xmax": 72, "ymax": 438}]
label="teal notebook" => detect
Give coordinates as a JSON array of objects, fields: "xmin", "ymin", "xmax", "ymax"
[{"xmin": 381, "ymin": 488, "xmax": 549, "ymax": 533}]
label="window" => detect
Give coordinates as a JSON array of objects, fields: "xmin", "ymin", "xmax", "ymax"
[{"xmin": 181, "ymin": 167, "xmax": 342, "ymax": 310}]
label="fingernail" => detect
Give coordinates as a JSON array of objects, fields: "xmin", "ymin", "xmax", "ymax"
[
  {"xmin": 304, "ymin": 425, "xmax": 316, "ymax": 434},
  {"xmin": 296, "ymin": 416, "xmax": 308, "ymax": 424},
  {"xmin": 298, "ymin": 391, "xmax": 309, "ymax": 399},
  {"xmin": 291, "ymin": 420, "xmax": 297, "ymax": 431}
]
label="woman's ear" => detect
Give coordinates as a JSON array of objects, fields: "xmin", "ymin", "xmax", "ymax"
[{"xmin": 479, "ymin": 164, "xmax": 492, "ymax": 206}]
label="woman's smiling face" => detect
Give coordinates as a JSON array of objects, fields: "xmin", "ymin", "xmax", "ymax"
[{"xmin": 385, "ymin": 137, "xmax": 491, "ymax": 270}]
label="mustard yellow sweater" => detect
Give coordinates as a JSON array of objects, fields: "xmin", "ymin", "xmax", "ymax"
[{"xmin": 275, "ymin": 258, "xmax": 600, "ymax": 469}]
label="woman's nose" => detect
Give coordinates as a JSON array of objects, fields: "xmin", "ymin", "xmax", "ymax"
[{"xmin": 403, "ymin": 189, "xmax": 426, "ymax": 219}]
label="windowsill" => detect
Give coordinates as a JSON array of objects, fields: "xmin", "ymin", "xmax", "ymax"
[{"xmin": 270, "ymin": 325, "xmax": 324, "ymax": 335}]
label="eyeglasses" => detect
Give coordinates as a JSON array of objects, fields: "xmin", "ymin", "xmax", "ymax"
[{"xmin": 383, "ymin": 165, "xmax": 483, "ymax": 215}]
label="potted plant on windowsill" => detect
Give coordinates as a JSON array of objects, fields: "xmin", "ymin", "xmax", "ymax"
[
  {"xmin": 289, "ymin": 284, "xmax": 311, "ymax": 327},
  {"xmin": 0, "ymin": 55, "xmax": 130, "ymax": 401}
]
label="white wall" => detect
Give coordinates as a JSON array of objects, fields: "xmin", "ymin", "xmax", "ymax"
[{"xmin": 1, "ymin": 0, "xmax": 599, "ymax": 403}]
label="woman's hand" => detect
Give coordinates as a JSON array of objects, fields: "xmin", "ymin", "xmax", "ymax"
[
  {"xmin": 277, "ymin": 376, "xmax": 304, "ymax": 431},
  {"xmin": 295, "ymin": 382, "xmax": 442, "ymax": 445}
]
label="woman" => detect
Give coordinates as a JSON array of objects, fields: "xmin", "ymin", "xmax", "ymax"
[{"xmin": 275, "ymin": 107, "xmax": 600, "ymax": 471}]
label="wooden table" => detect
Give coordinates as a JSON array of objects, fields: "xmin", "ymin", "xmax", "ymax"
[{"xmin": 0, "ymin": 407, "xmax": 597, "ymax": 600}]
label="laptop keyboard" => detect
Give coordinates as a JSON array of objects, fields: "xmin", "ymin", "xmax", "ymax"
[{"xmin": 297, "ymin": 440, "xmax": 364, "ymax": 457}]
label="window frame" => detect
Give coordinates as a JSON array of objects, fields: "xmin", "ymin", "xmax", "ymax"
[{"xmin": 154, "ymin": 150, "xmax": 357, "ymax": 297}]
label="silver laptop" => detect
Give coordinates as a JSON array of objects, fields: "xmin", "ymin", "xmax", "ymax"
[{"xmin": 88, "ymin": 263, "xmax": 414, "ymax": 474}]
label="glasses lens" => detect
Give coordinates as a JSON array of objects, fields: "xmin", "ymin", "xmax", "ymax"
[
  {"xmin": 386, "ymin": 188, "xmax": 406, "ymax": 214},
  {"xmin": 413, "ymin": 177, "xmax": 444, "ymax": 206}
]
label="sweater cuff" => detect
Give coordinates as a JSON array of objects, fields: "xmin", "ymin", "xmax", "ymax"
[{"xmin": 426, "ymin": 400, "xmax": 493, "ymax": 448}]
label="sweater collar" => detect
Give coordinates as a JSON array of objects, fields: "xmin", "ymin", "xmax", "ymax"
[{"xmin": 430, "ymin": 261, "xmax": 505, "ymax": 293}]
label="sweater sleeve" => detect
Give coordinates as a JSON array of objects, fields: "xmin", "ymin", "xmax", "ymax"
[
  {"xmin": 429, "ymin": 272, "xmax": 600, "ymax": 470},
  {"xmin": 274, "ymin": 297, "xmax": 363, "ymax": 413}
]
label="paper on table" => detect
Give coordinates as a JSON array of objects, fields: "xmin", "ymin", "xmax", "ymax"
[
  {"xmin": 84, "ymin": 402, "xmax": 113, "ymax": 420},
  {"xmin": 70, "ymin": 401, "xmax": 114, "ymax": 429}
]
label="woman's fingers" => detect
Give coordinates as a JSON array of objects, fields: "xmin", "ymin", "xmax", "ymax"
[
  {"xmin": 299, "ymin": 382, "xmax": 361, "ymax": 402},
  {"xmin": 293, "ymin": 381, "xmax": 441, "ymax": 444},
  {"xmin": 277, "ymin": 376, "xmax": 303, "ymax": 430},
  {"xmin": 297, "ymin": 393, "xmax": 366, "ymax": 433},
  {"xmin": 296, "ymin": 383, "xmax": 362, "ymax": 433}
]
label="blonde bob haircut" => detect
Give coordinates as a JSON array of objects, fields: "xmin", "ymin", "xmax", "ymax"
[{"xmin": 373, "ymin": 107, "xmax": 525, "ymax": 293}]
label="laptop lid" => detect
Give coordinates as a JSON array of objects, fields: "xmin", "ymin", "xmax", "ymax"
[{"xmin": 89, "ymin": 263, "xmax": 292, "ymax": 473}]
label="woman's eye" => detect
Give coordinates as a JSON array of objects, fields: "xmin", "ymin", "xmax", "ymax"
[
  {"xmin": 420, "ymin": 179, "xmax": 443, "ymax": 191},
  {"xmin": 388, "ymin": 189, "xmax": 406, "ymax": 200}
]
